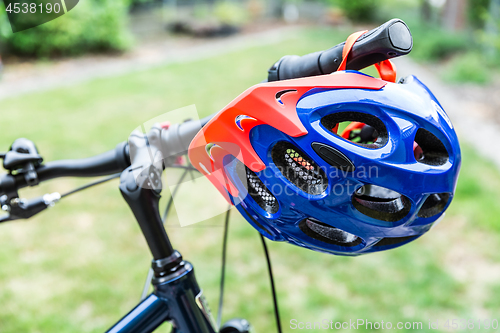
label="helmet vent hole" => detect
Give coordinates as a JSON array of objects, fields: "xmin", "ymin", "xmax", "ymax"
[
  {"xmin": 413, "ymin": 128, "xmax": 449, "ymax": 166},
  {"xmin": 373, "ymin": 235, "xmax": 417, "ymax": 247},
  {"xmin": 352, "ymin": 184, "xmax": 411, "ymax": 222},
  {"xmin": 321, "ymin": 111, "xmax": 388, "ymax": 149},
  {"xmin": 236, "ymin": 161, "xmax": 279, "ymax": 214},
  {"xmin": 338, "ymin": 121, "xmax": 379, "ymax": 145},
  {"xmin": 271, "ymin": 141, "xmax": 327, "ymax": 195},
  {"xmin": 418, "ymin": 193, "xmax": 450, "ymax": 218},
  {"xmin": 299, "ymin": 218, "xmax": 362, "ymax": 247}
]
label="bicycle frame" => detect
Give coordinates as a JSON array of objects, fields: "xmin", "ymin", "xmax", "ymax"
[
  {"xmin": 106, "ymin": 125, "xmax": 219, "ymax": 333},
  {"xmin": 108, "ymin": 261, "xmax": 217, "ymax": 333}
]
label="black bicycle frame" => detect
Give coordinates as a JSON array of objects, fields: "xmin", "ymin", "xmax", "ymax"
[
  {"xmin": 107, "ymin": 260, "xmax": 217, "ymax": 333},
  {"xmin": 110, "ymin": 160, "xmax": 218, "ymax": 333},
  {"xmin": 102, "ymin": 120, "xmax": 219, "ymax": 332}
]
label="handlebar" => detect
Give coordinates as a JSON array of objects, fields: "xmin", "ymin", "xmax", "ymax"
[
  {"xmin": 0, "ymin": 115, "xmax": 214, "ymax": 197},
  {"xmin": 0, "ymin": 115, "xmax": 213, "ymax": 243},
  {"xmin": 7, "ymin": 142, "xmax": 129, "ymax": 192},
  {"xmin": 268, "ymin": 18, "xmax": 412, "ymax": 81},
  {"xmin": 160, "ymin": 115, "xmax": 213, "ymax": 157}
]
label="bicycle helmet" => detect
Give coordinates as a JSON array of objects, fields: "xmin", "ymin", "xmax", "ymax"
[{"xmin": 189, "ymin": 67, "xmax": 460, "ymax": 256}]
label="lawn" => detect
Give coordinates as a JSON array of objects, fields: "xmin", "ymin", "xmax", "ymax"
[{"xmin": 1, "ymin": 27, "xmax": 500, "ymax": 332}]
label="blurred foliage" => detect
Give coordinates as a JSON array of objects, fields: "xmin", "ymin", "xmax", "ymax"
[
  {"xmin": 442, "ymin": 52, "xmax": 490, "ymax": 84},
  {"xmin": 325, "ymin": 0, "xmax": 377, "ymax": 22},
  {"xmin": 129, "ymin": 0, "xmax": 156, "ymax": 6},
  {"xmin": 213, "ymin": 1, "xmax": 249, "ymax": 26},
  {"xmin": 375, "ymin": 0, "xmax": 420, "ymax": 21},
  {"xmin": 190, "ymin": 2, "xmax": 249, "ymax": 26},
  {"xmin": 468, "ymin": 0, "xmax": 490, "ymax": 28},
  {"xmin": 410, "ymin": 23, "xmax": 468, "ymax": 61},
  {"xmin": 478, "ymin": 28, "xmax": 500, "ymax": 66},
  {"xmin": 482, "ymin": 3, "xmax": 500, "ymax": 64},
  {"xmin": 376, "ymin": 0, "xmax": 500, "ymax": 83},
  {"xmin": 0, "ymin": 0, "xmax": 132, "ymax": 57},
  {"xmin": 0, "ymin": 2, "xmax": 11, "ymax": 43}
]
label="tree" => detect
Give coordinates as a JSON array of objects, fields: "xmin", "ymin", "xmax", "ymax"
[
  {"xmin": 420, "ymin": 0, "xmax": 432, "ymax": 23},
  {"xmin": 485, "ymin": 0, "xmax": 500, "ymax": 58},
  {"xmin": 442, "ymin": 0, "xmax": 468, "ymax": 31}
]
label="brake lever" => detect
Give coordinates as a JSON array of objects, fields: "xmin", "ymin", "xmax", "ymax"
[
  {"xmin": 2, "ymin": 138, "xmax": 44, "ymax": 187},
  {"xmin": 0, "ymin": 192, "xmax": 60, "ymax": 222}
]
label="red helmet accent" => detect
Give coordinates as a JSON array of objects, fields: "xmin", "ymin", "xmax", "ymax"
[
  {"xmin": 188, "ymin": 72, "xmax": 386, "ymax": 203},
  {"xmin": 339, "ymin": 30, "xmax": 397, "ymax": 83}
]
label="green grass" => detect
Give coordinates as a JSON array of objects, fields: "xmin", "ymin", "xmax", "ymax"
[
  {"xmin": 0, "ymin": 27, "xmax": 500, "ymax": 332},
  {"xmin": 452, "ymin": 146, "xmax": 500, "ymax": 235}
]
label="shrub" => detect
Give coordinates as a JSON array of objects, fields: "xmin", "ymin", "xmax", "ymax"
[
  {"xmin": 480, "ymin": 8, "xmax": 500, "ymax": 64},
  {"xmin": 0, "ymin": 2, "xmax": 13, "ymax": 48},
  {"xmin": 327, "ymin": 0, "xmax": 377, "ymax": 23},
  {"xmin": 468, "ymin": 0, "xmax": 490, "ymax": 29},
  {"xmin": 213, "ymin": 2, "xmax": 249, "ymax": 26},
  {"xmin": 442, "ymin": 53, "xmax": 490, "ymax": 84},
  {"xmin": 409, "ymin": 24, "xmax": 468, "ymax": 62},
  {"xmin": 2, "ymin": 0, "xmax": 132, "ymax": 57}
]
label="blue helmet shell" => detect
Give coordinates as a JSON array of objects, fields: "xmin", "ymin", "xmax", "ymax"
[{"xmin": 225, "ymin": 72, "xmax": 461, "ymax": 256}]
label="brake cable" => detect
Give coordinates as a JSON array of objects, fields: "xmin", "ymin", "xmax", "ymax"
[
  {"xmin": 1, "ymin": 173, "xmax": 123, "ymax": 222},
  {"xmin": 55, "ymin": 164, "xmax": 195, "ymax": 201},
  {"xmin": 217, "ymin": 206, "xmax": 231, "ymax": 328},
  {"xmin": 60, "ymin": 173, "xmax": 121, "ymax": 198},
  {"xmin": 260, "ymin": 234, "xmax": 282, "ymax": 333},
  {"xmin": 161, "ymin": 166, "xmax": 191, "ymax": 221},
  {"xmin": 62, "ymin": 164, "xmax": 194, "ymax": 199}
]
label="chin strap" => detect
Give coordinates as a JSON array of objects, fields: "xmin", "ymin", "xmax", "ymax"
[
  {"xmin": 374, "ymin": 60, "xmax": 397, "ymax": 83},
  {"xmin": 337, "ymin": 30, "xmax": 367, "ymax": 72},
  {"xmin": 338, "ymin": 30, "xmax": 397, "ymax": 83}
]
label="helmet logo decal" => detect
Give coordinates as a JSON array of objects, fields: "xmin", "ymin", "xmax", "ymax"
[
  {"xmin": 275, "ymin": 89, "xmax": 297, "ymax": 105},
  {"xmin": 198, "ymin": 162, "xmax": 210, "ymax": 174},
  {"xmin": 205, "ymin": 143, "xmax": 219, "ymax": 161},
  {"xmin": 235, "ymin": 115, "xmax": 256, "ymax": 131}
]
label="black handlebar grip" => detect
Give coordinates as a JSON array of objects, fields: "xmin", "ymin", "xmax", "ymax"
[
  {"xmin": 268, "ymin": 18, "xmax": 412, "ymax": 82},
  {"xmin": 6, "ymin": 142, "xmax": 130, "ymax": 192}
]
